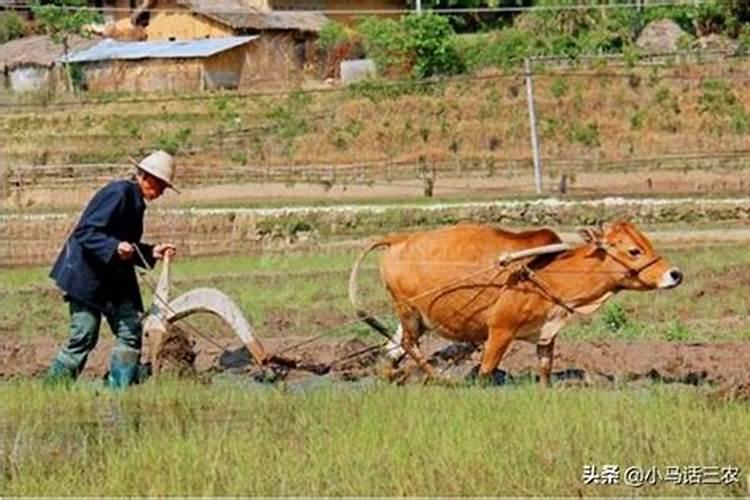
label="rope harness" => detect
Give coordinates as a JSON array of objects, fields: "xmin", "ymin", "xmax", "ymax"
[
  {"xmin": 506, "ymin": 239, "xmax": 665, "ymax": 315},
  {"xmin": 131, "ymin": 235, "xmax": 665, "ymax": 380}
]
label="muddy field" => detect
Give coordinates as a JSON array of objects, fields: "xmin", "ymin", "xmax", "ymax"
[{"xmin": 3, "ymin": 328, "xmax": 749, "ymax": 399}]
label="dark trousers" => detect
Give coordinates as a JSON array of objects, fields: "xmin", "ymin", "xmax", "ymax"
[{"xmin": 48, "ymin": 297, "xmax": 143, "ymax": 388}]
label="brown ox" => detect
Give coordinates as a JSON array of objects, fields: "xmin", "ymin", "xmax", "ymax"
[{"xmin": 349, "ymin": 221, "xmax": 683, "ymax": 385}]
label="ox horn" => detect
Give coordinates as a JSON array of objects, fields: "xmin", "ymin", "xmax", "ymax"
[{"xmin": 577, "ymin": 227, "xmax": 602, "ymax": 244}]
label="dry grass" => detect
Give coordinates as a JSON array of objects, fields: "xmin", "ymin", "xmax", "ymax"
[{"xmin": 1, "ymin": 58, "xmax": 749, "ymax": 172}]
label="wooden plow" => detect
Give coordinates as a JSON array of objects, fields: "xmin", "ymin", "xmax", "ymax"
[{"xmin": 141, "ymin": 257, "xmax": 332, "ymax": 379}]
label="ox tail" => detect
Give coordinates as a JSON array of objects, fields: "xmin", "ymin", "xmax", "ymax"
[{"xmin": 348, "ymin": 235, "xmax": 406, "ymax": 339}]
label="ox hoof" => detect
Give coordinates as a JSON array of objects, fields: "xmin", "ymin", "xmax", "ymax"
[{"xmin": 467, "ymin": 366, "xmax": 510, "ymax": 387}]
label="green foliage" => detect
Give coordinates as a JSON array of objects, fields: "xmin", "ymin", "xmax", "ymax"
[
  {"xmin": 211, "ymin": 96, "xmax": 242, "ymax": 135},
  {"xmin": 358, "ymin": 14, "xmax": 463, "ymax": 79},
  {"xmin": 629, "ymin": 110, "xmax": 645, "ymax": 130},
  {"xmin": 601, "ymin": 302, "xmax": 629, "ymax": 333},
  {"xmin": 266, "ymin": 91, "xmax": 312, "ymax": 158},
  {"xmin": 155, "ymin": 127, "xmax": 191, "ymax": 155},
  {"xmin": 698, "ymin": 78, "xmax": 750, "ymax": 135},
  {"xmin": 346, "ymin": 76, "xmax": 431, "ymax": 102},
  {"xmin": 32, "ymin": 0, "xmax": 101, "ymax": 93},
  {"xmin": 643, "ymin": 1, "xmax": 748, "ymax": 37},
  {"xmin": 31, "ymin": 0, "xmax": 101, "ymax": 46},
  {"xmin": 568, "ymin": 121, "xmax": 600, "ymax": 147},
  {"xmin": 358, "ymin": 16, "xmax": 411, "ymax": 75},
  {"xmin": 448, "ymin": 1, "xmax": 747, "ymax": 73},
  {"xmin": 739, "ymin": 25, "xmax": 750, "ymax": 54},
  {"xmin": 643, "ymin": 6, "xmax": 698, "ymax": 35},
  {"xmin": 458, "ymin": 29, "xmax": 533, "ymax": 71},
  {"xmin": 229, "ymin": 150, "xmax": 248, "ymax": 166},
  {"xmin": 404, "ymin": 14, "xmax": 465, "ymax": 78},
  {"xmin": 68, "ymin": 63, "xmax": 86, "ymax": 91},
  {"xmin": 550, "ymin": 76, "xmax": 568, "ymax": 99},
  {"xmin": 317, "ymin": 20, "xmax": 350, "ymax": 51},
  {"xmin": 665, "ymin": 321, "xmax": 692, "ymax": 342},
  {"xmin": 0, "ymin": 11, "xmax": 25, "ymax": 44},
  {"xmin": 327, "ymin": 119, "xmax": 363, "ymax": 151}
]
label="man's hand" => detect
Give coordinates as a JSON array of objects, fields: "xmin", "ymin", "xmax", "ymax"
[
  {"xmin": 153, "ymin": 243, "xmax": 177, "ymax": 260},
  {"xmin": 117, "ymin": 242, "xmax": 134, "ymax": 261}
]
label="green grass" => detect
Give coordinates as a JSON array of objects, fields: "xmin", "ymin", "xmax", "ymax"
[
  {"xmin": 2, "ymin": 242, "xmax": 749, "ymax": 343},
  {"xmin": 0, "ymin": 380, "xmax": 747, "ymax": 496}
]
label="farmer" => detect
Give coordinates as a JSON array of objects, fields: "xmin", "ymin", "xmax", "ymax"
[{"xmin": 47, "ymin": 150, "xmax": 179, "ymax": 388}]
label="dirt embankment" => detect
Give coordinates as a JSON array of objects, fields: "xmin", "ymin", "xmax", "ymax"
[{"xmin": 4, "ymin": 197, "xmax": 750, "ymax": 266}]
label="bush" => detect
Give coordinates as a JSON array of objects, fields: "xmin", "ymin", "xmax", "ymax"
[
  {"xmin": 0, "ymin": 11, "xmax": 25, "ymax": 43},
  {"xmin": 404, "ymin": 14, "xmax": 465, "ymax": 78},
  {"xmin": 358, "ymin": 16, "xmax": 411, "ymax": 76},
  {"xmin": 358, "ymin": 14, "xmax": 464, "ymax": 79},
  {"xmin": 460, "ymin": 28, "xmax": 534, "ymax": 71},
  {"xmin": 699, "ymin": 78, "xmax": 750, "ymax": 135},
  {"xmin": 317, "ymin": 20, "xmax": 349, "ymax": 51}
]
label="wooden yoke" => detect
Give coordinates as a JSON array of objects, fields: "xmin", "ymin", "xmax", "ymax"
[{"xmin": 496, "ymin": 243, "xmax": 571, "ymax": 267}]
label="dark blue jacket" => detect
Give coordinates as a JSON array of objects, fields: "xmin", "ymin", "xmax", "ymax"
[{"xmin": 50, "ymin": 179, "xmax": 155, "ymax": 312}]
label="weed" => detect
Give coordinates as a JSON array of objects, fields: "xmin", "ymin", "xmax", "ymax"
[
  {"xmin": 699, "ymin": 79, "xmax": 750, "ymax": 135},
  {"xmin": 229, "ymin": 151, "xmax": 248, "ymax": 166},
  {"xmin": 630, "ymin": 110, "xmax": 645, "ymax": 130},
  {"xmin": 568, "ymin": 121, "xmax": 600, "ymax": 147},
  {"xmin": 601, "ymin": 302, "xmax": 629, "ymax": 333},
  {"xmin": 550, "ymin": 77, "xmax": 569, "ymax": 99},
  {"xmin": 155, "ymin": 127, "xmax": 192, "ymax": 155},
  {"xmin": 665, "ymin": 321, "xmax": 692, "ymax": 342}
]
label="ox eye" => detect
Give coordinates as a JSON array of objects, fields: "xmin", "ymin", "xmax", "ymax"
[{"xmin": 628, "ymin": 248, "xmax": 642, "ymax": 258}]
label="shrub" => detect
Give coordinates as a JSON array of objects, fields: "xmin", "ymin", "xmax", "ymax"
[
  {"xmin": 601, "ymin": 302, "xmax": 629, "ymax": 333},
  {"xmin": 404, "ymin": 14, "xmax": 465, "ymax": 78},
  {"xmin": 358, "ymin": 16, "xmax": 412, "ymax": 76},
  {"xmin": 358, "ymin": 14, "xmax": 464, "ymax": 79},
  {"xmin": 317, "ymin": 20, "xmax": 349, "ymax": 51},
  {"xmin": 699, "ymin": 78, "xmax": 750, "ymax": 135},
  {"xmin": 0, "ymin": 11, "xmax": 25, "ymax": 43}
]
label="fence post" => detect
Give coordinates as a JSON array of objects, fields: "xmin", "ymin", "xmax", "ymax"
[
  {"xmin": 0, "ymin": 157, "xmax": 7, "ymax": 201},
  {"xmin": 525, "ymin": 58, "xmax": 543, "ymax": 195}
]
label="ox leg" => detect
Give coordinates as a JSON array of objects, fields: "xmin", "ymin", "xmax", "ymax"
[
  {"xmin": 536, "ymin": 340, "xmax": 555, "ymax": 387},
  {"xmin": 384, "ymin": 324, "xmax": 407, "ymax": 366},
  {"xmin": 394, "ymin": 306, "xmax": 434, "ymax": 379},
  {"xmin": 478, "ymin": 326, "xmax": 514, "ymax": 382}
]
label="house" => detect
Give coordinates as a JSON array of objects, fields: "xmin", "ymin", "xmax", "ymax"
[
  {"xmin": 0, "ymin": 35, "xmax": 99, "ymax": 93},
  {"xmin": 146, "ymin": 0, "xmax": 406, "ymax": 29},
  {"xmin": 269, "ymin": 0, "xmax": 405, "ymax": 24},
  {"xmin": 127, "ymin": 0, "xmax": 329, "ymax": 81},
  {"xmin": 63, "ymin": 36, "xmax": 259, "ymax": 92}
]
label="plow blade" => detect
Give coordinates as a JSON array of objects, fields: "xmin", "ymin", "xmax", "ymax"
[{"xmin": 164, "ymin": 287, "xmax": 269, "ymax": 366}]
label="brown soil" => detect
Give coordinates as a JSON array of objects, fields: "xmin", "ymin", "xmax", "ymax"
[{"xmin": 3, "ymin": 333, "xmax": 749, "ymax": 399}]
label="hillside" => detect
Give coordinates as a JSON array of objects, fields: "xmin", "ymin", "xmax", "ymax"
[{"xmin": 2, "ymin": 54, "xmax": 749, "ymax": 189}]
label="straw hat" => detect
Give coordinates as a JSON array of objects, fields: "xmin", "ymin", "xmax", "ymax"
[{"xmin": 129, "ymin": 150, "xmax": 179, "ymax": 192}]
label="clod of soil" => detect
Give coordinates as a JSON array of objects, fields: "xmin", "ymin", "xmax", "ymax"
[{"xmin": 153, "ymin": 326, "xmax": 197, "ymax": 378}]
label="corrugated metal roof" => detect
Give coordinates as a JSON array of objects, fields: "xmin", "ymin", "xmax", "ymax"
[{"xmin": 62, "ymin": 36, "xmax": 257, "ymax": 63}]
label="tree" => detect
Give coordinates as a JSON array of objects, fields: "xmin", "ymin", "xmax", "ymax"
[
  {"xmin": 407, "ymin": 0, "xmax": 532, "ymax": 31},
  {"xmin": 0, "ymin": 11, "xmax": 26, "ymax": 44},
  {"xmin": 31, "ymin": 0, "xmax": 101, "ymax": 91}
]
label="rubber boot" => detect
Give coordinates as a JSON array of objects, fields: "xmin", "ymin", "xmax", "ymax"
[
  {"xmin": 44, "ymin": 359, "xmax": 77, "ymax": 387},
  {"xmin": 107, "ymin": 347, "xmax": 141, "ymax": 389}
]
